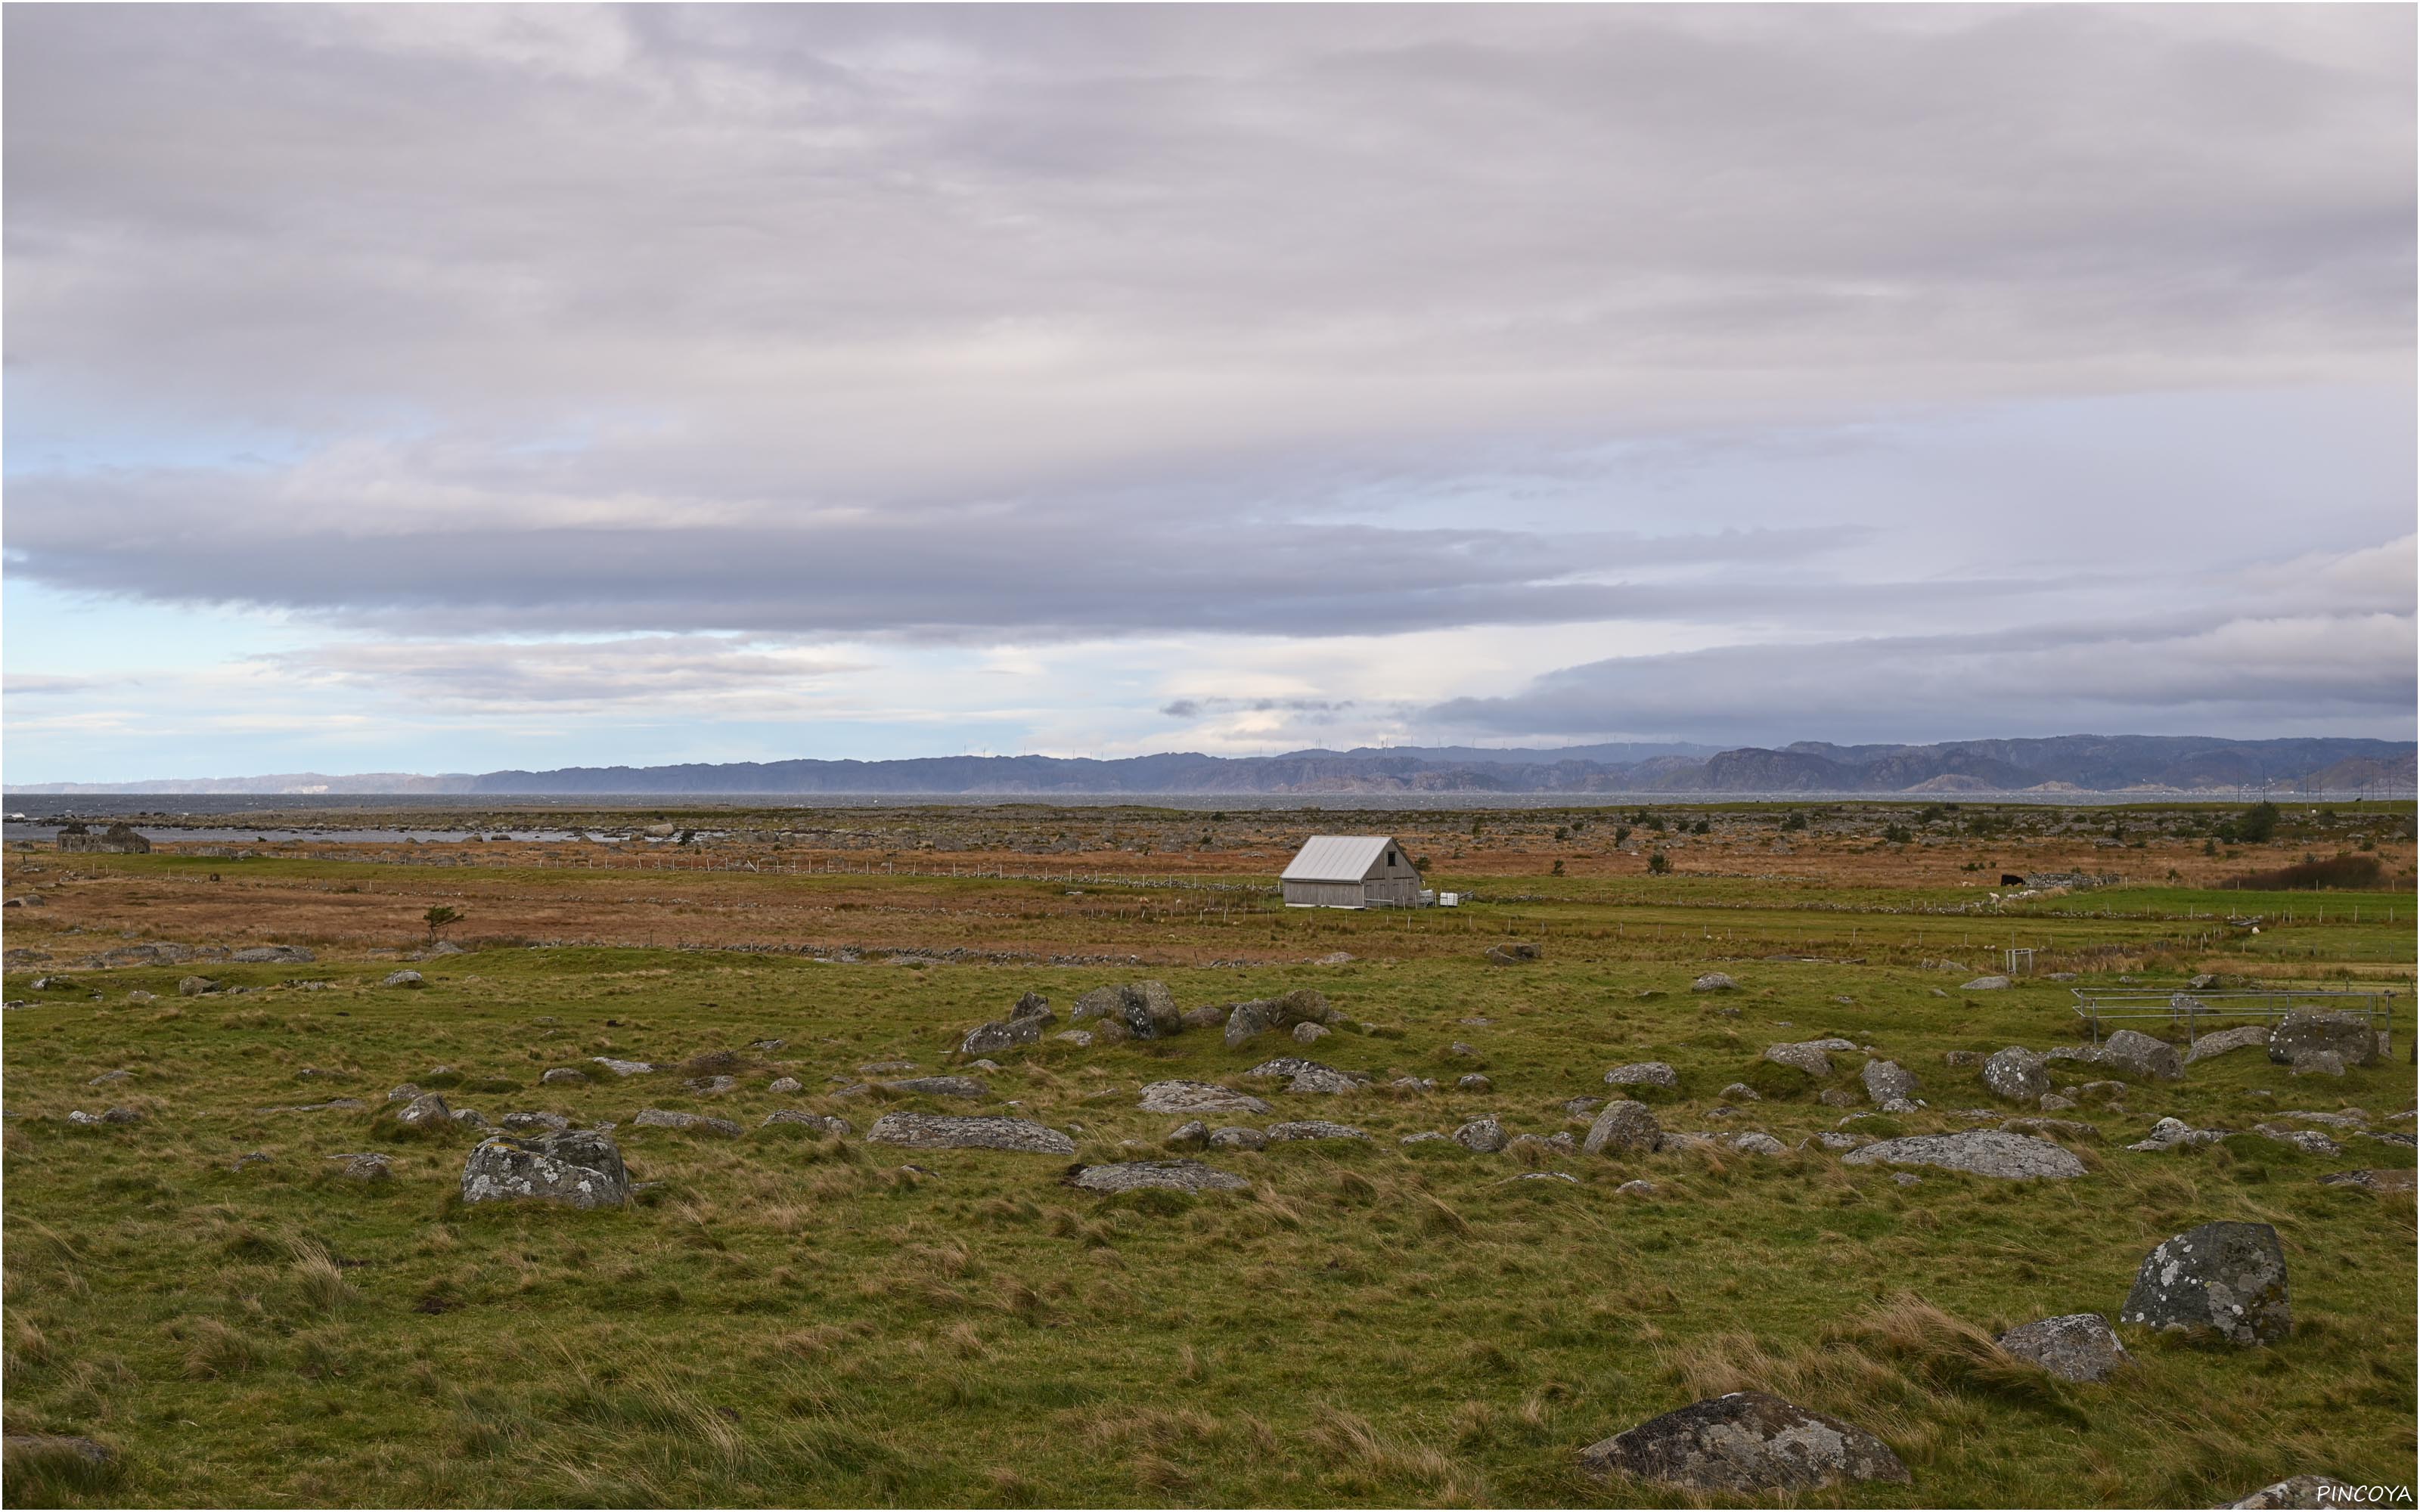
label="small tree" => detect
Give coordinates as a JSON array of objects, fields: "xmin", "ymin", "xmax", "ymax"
[
  {"xmin": 1550, "ymin": 860, "xmax": 1566, "ymax": 877},
  {"xmin": 2235, "ymin": 801, "xmax": 2280, "ymax": 844},
  {"xmin": 423, "ymin": 904, "xmax": 463, "ymax": 943},
  {"xmin": 1646, "ymin": 851, "xmax": 1671, "ymax": 875}
]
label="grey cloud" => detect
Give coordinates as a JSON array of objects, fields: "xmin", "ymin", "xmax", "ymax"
[
  {"xmin": 265, "ymin": 635, "xmax": 864, "ymax": 712},
  {"xmin": 1161, "ymin": 697, "xmax": 1358, "ymax": 720}
]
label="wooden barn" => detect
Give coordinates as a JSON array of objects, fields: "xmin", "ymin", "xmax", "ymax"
[{"xmin": 1280, "ymin": 835, "xmax": 1422, "ymax": 909}]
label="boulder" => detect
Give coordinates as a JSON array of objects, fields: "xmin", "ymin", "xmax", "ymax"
[
  {"xmin": 959, "ymin": 1006, "xmax": 1053, "ymax": 1057},
  {"xmin": 1507, "ymin": 1132, "xmax": 1578, "ymax": 1157},
  {"xmin": 864, "ymin": 1111, "xmax": 1076, "ymax": 1155},
  {"xmin": 501, "ymin": 1111, "xmax": 570, "ymax": 1132},
  {"xmin": 383, "ymin": 970, "xmax": 425, "ymax": 989},
  {"xmin": 1605, "ymin": 1061, "xmax": 1678, "ymax": 1089},
  {"xmin": 1616, "ymin": 1179, "xmax": 1658, "ymax": 1197},
  {"xmin": 2319, "ymin": 1168, "xmax": 2417, "ymax": 1194},
  {"xmin": 1054, "ymin": 1030, "xmax": 1095, "ymax": 1048},
  {"xmin": 1245, "ymin": 1058, "xmax": 1368, "ymax": 1095},
  {"xmin": 767, "ymin": 1077, "xmax": 803, "ymax": 1095},
  {"xmin": 1137, "ymin": 1080, "xmax": 1273, "ymax": 1116},
  {"xmin": 1072, "ymin": 981, "xmax": 1181, "ymax": 1039},
  {"xmin": 2184, "ymin": 1024, "xmax": 2272, "ymax": 1064},
  {"xmin": 630, "ymin": 1108, "xmax": 742, "ymax": 1136},
  {"xmin": 451, "ymin": 1108, "xmax": 492, "ymax": 1129},
  {"xmin": 591, "ymin": 1058, "xmax": 655, "ymax": 1077},
  {"xmin": 1860, "ymin": 1060, "xmax": 1918, "ymax": 1104},
  {"xmin": 1578, "ymin": 1390, "xmax": 1909, "ymax": 1492},
  {"xmin": 1454, "ymin": 1118, "xmax": 1508, "ymax": 1154},
  {"xmin": 1484, "ymin": 943, "xmax": 1540, "ymax": 966},
  {"xmin": 2288, "ymin": 1052, "xmax": 2345, "ymax": 1078},
  {"xmin": 1164, "ymin": 1120, "xmax": 1209, "ymax": 1150},
  {"xmin": 2120, "ymin": 1220, "xmax": 2290, "ymax": 1345},
  {"xmin": 231, "ymin": 945, "xmax": 315, "ymax": 964},
  {"xmin": 763, "ymin": 1110, "xmax": 852, "ymax": 1136},
  {"xmin": 1457, "ymin": 1073, "xmax": 1492, "ymax": 1092},
  {"xmin": 333, "ymin": 1152, "xmax": 393, "ymax": 1180},
  {"xmin": 1064, "ymin": 1160, "xmax": 1250, "ymax": 1194},
  {"xmin": 1730, "ymin": 1132, "xmax": 1787, "ymax": 1156},
  {"xmin": 2127, "ymin": 1117, "xmax": 2226, "ymax": 1152},
  {"xmin": 2097, "ymin": 1030, "xmax": 2183, "ymax": 1082},
  {"xmin": 686, "ymin": 1075, "xmax": 737, "ymax": 1095},
  {"xmin": 1982, "ymin": 1048, "xmax": 2051, "ymax": 1102},
  {"xmin": 1764, "ymin": 1043, "xmax": 1835, "ymax": 1077},
  {"xmin": 1223, "ymin": 990, "xmax": 1333, "ymax": 1049},
  {"xmin": 1265, "ymin": 1120, "xmax": 1368, "ymax": 1142},
  {"xmin": 883, "ymin": 1076, "xmax": 985, "ymax": 1099},
  {"xmin": 1583, "ymin": 1100, "xmax": 1662, "ymax": 1155},
  {"xmin": 1941, "ymin": 1050, "xmax": 1982, "ymax": 1067},
  {"xmin": 396, "ymin": 1092, "xmax": 451, "ymax": 1128},
  {"xmin": 1292, "ymin": 1021, "xmax": 1330, "ymax": 1045},
  {"xmin": 539, "ymin": 1067, "xmax": 588, "ymax": 1086},
  {"xmin": 1962, "ymin": 975, "xmax": 2012, "ymax": 990},
  {"xmin": 1690, "ymin": 972, "xmax": 1738, "ymax": 993},
  {"xmin": 461, "ymin": 1130, "xmax": 629, "ymax": 1207},
  {"xmin": 2227, "ymin": 1476, "xmax": 2359, "ymax": 1510},
  {"xmin": 2269, "ymin": 1012, "xmax": 2378, "ymax": 1067},
  {"xmin": 1841, "ymin": 1130, "xmax": 2086, "ymax": 1179},
  {"xmin": 177, "ymin": 976, "xmax": 217, "ymax": 996},
  {"xmin": 1208, "ymin": 1126, "xmax": 1267, "ymax": 1151},
  {"xmin": 1995, "ymin": 1313, "xmax": 2132, "ymax": 1381}
]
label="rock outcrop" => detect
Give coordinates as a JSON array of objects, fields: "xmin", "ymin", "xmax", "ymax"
[
  {"xmin": 864, "ymin": 1111, "xmax": 1076, "ymax": 1155},
  {"xmin": 1063, "ymin": 1160, "xmax": 1250, "ymax": 1194},
  {"xmin": 1995, "ymin": 1313, "xmax": 2132, "ymax": 1381},
  {"xmin": 1578, "ymin": 1391, "xmax": 1909, "ymax": 1492},
  {"xmin": 2120, "ymin": 1221, "xmax": 2290, "ymax": 1345},
  {"xmin": 461, "ymin": 1130, "xmax": 631, "ymax": 1208},
  {"xmin": 1841, "ymin": 1130, "xmax": 2086, "ymax": 1179}
]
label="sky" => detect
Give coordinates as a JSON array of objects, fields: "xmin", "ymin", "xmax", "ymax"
[{"xmin": 5, "ymin": 4, "xmax": 2414, "ymax": 782}]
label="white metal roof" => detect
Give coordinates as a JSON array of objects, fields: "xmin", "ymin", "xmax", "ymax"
[{"xmin": 1281, "ymin": 835, "xmax": 1398, "ymax": 882}]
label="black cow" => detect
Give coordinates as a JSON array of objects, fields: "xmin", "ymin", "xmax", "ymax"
[{"xmin": 2000, "ymin": 873, "xmax": 2026, "ymax": 887}]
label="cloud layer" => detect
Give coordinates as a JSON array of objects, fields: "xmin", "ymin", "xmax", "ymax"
[{"xmin": 2, "ymin": 6, "xmax": 2412, "ymax": 775}]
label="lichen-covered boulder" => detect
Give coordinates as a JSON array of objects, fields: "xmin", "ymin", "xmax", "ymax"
[
  {"xmin": 1730, "ymin": 1132, "xmax": 1787, "ymax": 1156},
  {"xmin": 1063, "ymin": 1160, "xmax": 1249, "ymax": 1194},
  {"xmin": 1222, "ymin": 989, "xmax": 1333, "ymax": 1049},
  {"xmin": 1860, "ymin": 1059, "xmax": 1918, "ymax": 1104},
  {"xmin": 2269, "ymin": 1012, "xmax": 2378, "ymax": 1068},
  {"xmin": 1841, "ymin": 1130, "xmax": 2086, "ymax": 1179},
  {"xmin": 1690, "ymin": 972, "xmax": 1738, "ymax": 993},
  {"xmin": 864, "ymin": 1111, "xmax": 1075, "ymax": 1155},
  {"xmin": 630, "ymin": 1108, "xmax": 741, "ymax": 1136},
  {"xmin": 1244, "ymin": 1057, "xmax": 1368, "ymax": 1095},
  {"xmin": 2226, "ymin": 1476, "xmax": 2358, "ymax": 1509},
  {"xmin": 1578, "ymin": 1390, "xmax": 1909, "ymax": 1492},
  {"xmin": 383, "ymin": 970, "xmax": 425, "ymax": 989},
  {"xmin": 395, "ymin": 1092, "xmax": 451, "ymax": 1128},
  {"xmin": 2097, "ymin": 1029, "xmax": 2183, "ymax": 1082},
  {"xmin": 1265, "ymin": 1120, "xmax": 1368, "ymax": 1142},
  {"xmin": 1137, "ymin": 1080, "xmax": 1272, "ymax": 1116},
  {"xmin": 2121, "ymin": 1220, "xmax": 2290, "ymax": 1345},
  {"xmin": 1164, "ymin": 1120, "xmax": 1208, "ymax": 1150},
  {"xmin": 1982, "ymin": 1048, "xmax": 2051, "ymax": 1102},
  {"xmin": 1454, "ymin": 1117, "xmax": 1508, "ymax": 1153},
  {"xmin": 959, "ymin": 998, "xmax": 1054, "ymax": 1056},
  {"xmin": 1583, "ymin": 1100, "xmax": 1662, "ymax": 1156},
  {"xmin": 1962, "ymin": 974, "xmax": 2012, "ymax": 990},
  {"xmin": 461, "ymin": 1130, "xmax": 629, "ymax": 1208},
  {"xmin": 1605, "ymin": 1061, "xmax": 1678, "ymax": 1089},
  {"xmin": 1764, "ymin": 1043, "xmax": 1835, "ymax": 1077},
  {"xmin": 1072, "ymin": 981, "xmax": 1181, "ymax": 1039},
  {"xmin": 1208, "ymin": 1126, "xmax": 1267, "ymax": 1151},
  {"xmin": 1996, "ymin": 1313, "xmax": 2132, "ymax": 1381},
  {"xmin": 2184, "ymin": 1024, "xmax": 2270, "ymax": 1064}
]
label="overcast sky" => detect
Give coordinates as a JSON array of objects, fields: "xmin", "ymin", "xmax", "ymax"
[{"xmin": 5, "ymin": 5, "xmax": 2413, "ymax": 781}]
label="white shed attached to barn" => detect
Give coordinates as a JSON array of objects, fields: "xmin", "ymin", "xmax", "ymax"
[{"xmin": 1280, "ymin": 835, "xmax": 1423, "ymax": 909}]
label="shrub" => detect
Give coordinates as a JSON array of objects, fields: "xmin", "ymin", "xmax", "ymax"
[
  {"xmin": 2221, "ymin": 854, "xmax": 2387, "ymax": 891},
  {"xmin": 1646, "ymin": 852, "xmax": 1671, "ymax": 876}
]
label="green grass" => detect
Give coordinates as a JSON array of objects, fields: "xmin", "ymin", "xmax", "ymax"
[{"xmin": 5, "ymin": 918, "xmax": 2415, "ymax": 1505}]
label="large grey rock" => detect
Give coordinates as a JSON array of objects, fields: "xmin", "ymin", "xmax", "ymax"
[
  {"xmin": 1578, "ymin": 1390, "xmax": 1909, "ymax": 1492},
  {"xmin": 1246, "ymin": 1057, "xmax": 1367, "ymax": 1094},
  {"xmin": 1164, "ymin": 1120, "xmax": 1208, "ymax": 1150},
  {"xmin": 1996, "ymin": 1313, "xmax": 2132, "ymax": 1382},
  {"xmin": 177, "ymin": 976, "xmax": 217, "ymax": 996},
  {"xmin": 763, "ymin": 1110, "xmax": 852, "ymax": 1136},
  {"xmin": 1860, "ymin": 1059, "xmax": 1918, "ymax": 1104},
  {"xmin": 461, "ymin": 1130, "xmax": 630, "ymax": 1208},
  {"xmin": 1764, "ymin": 1043, "xmax": 1835, "ymax": 1077},
  {"xmin": 2184, "ymin": 1024, "xmax": 2272, "ymax": 1064},
  {"xmin": 591, "ymin": 1057, "xmax": 655, "ymax": 1077},
  {"xmin": 231, "ymin": 945, "xmax": 315, "ymax": 964},
  {"xmin": 2319, "ymin": 1168, "xmax": 2416, "ymax": 1193},
  {"xmin": 630, "ymin": 1108, "xmax": 742, "ymax": 1136},
  {"xmin": 2269, "ymin": 1012, "xmax": 2378, "ymax": 1067},
  {"xmin": 2121, "ymin": 1221, "xmax": 2289, "ymax": 1345},
  {"xmin": 1962, "ymin": 974, "xmax": 2012, "ymax": 990},
  {"xmin": 1605, "ymin": 1061, "xmax": 1678, "ymax": 1089},
  {"xmin": 1454, "ymin": 1117, "xmax": 1508, "ymax": 1153},
  {"xmin": 383, "ymin": 970, "xmax": 425, "ymax": 989},
  {"xmin": 2098, "ymin": 1030, "xmax": 2183, "ymax": 1082},
  {"xmin": 1730, "ymin": 1132, "xmax": 1787, "ymax": 1156},
  {"xmin": 959, "ymin": 1002, "xmax": 1053, "ymax": 1057},
  {"xmin": 1222, "ymin": 989, "xmax": 1333, "ymax": 1049},
  {"xmin": 1291, "ymin": 1021, "xmax": 1329, "ymax": 1045},
  {"xmin": 1583, "ymin": 1100, "xmax": 1662, "ymax": 1155},
  {"xmin": 332, "ymin": 1152, "xmax": 393, "ymax": 1180},
  {"xmin": 1073, "ymin": 981, "xmax": 1181, "ymax": 1040},
  {"xmin": 1208, "ymin": 1126, "xmax": 1267, "ymax": 1151},
  {"xmin": 1137, "ymin": 1080, "xmax": 1274, "ymax": 1116},
  {"xmin": 1690, "ymin": 972, "xmax": 1738, "ymax": 993},
  {"xmin": 2227, "ymin": 1476, "xmax": 2358, "ymax": 1509},
  {"xmin": 396, "ymin": 1092, "xmax": 452, "ymax": 1128},
  {"xmin": 864, "ymin": 1111, "xmax": 1075, "ymax": 1155},
  {"xmin": 883, "ymin": 1076, "xmax": 985, "ymax": 1099},
  {"xmin": 1842, "ymin": 1130, "xmax": 2086, "ymax": 1179},
  {"xmin": 1982, "ymin": 1048, "xmax": 2052, "ymax": 1102},
  {"xmin": 1064, "ymin": 1160, "xmax": 1250, "ymax": 1194},
  {"xmin": 539, "ymin": 1067, "xmax": 588, "ymax": 1086},
  {"xmin": 1265, "ymin": 1120, "xmax": 1368, "ymax": 1142}
]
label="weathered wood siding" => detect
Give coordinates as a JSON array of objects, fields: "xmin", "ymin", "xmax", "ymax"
[{"xmin": 1283, "ymin": 879, "xmax": 1370, "ymax": 908}]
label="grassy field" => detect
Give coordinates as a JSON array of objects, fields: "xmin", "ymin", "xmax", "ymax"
[{"xmin": 3, "ymin": 801, "xmax": 2414, "ymax": 1507}]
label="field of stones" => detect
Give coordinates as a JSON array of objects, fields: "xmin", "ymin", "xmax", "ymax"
[{"xmin": 2, "ymin": 800, "xmax": 2414, "ymax": 1507}]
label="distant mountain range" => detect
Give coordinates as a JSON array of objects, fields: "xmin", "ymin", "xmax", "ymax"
[{"xmin": 11, "ymin": 736, "xmax": 2414, "ymax": 797}]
